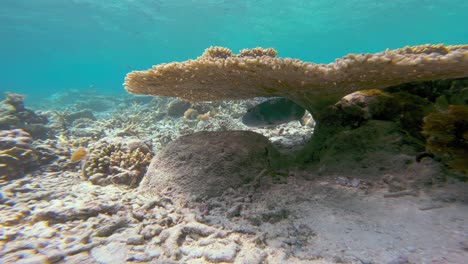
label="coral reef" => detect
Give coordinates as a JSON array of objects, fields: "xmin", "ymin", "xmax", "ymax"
[
  {"xmin": 124, "ymin": 44, "xmax": 468, "ymax": 116},
  {"xmin": 0, "ymin": 129, "xmax": 39, "ymax": 180},
  {"xmin": 140, "ymin": 131, "xmax": 283, "ymax": 201},
  {"xmin": 0, "ymin": 93, "xmax": 49, "ymax": 139},
  {"xmin": 82, "ymin": 137, "xmax": 153, "ymax": 187},
  {"xmin": 125, "ymin": 43, "xmax": 467, "ymax": 178}
]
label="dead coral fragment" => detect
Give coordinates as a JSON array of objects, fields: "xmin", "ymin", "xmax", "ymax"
[
  {"xmin": 124, "ymin": 44, "xmax": 468, "ymax": 116},
  {"xmin": 423, "ymin": 105, "xmax": 468, "ymax": 176}
]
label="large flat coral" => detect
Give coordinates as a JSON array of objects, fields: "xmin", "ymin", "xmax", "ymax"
[{"xmin": 124, "ymin": 44, "xmax": 468, "ymax": 115}]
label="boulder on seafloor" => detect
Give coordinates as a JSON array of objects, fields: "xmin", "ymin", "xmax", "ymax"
[
  {"xmin": 0, "ymin": 129, "xmax": 39, "ymax": 180},
  {"xmin": 82, "ymin": 137, "xmax": 153, "ymax": 187},
  {"xmin": 139, "ymin": 131, "xmax": 282, "ymax": 201}
]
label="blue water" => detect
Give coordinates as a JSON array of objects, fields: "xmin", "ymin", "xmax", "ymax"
[{"xmin": 1, "ymin": 0, "xmax": 467, "ymax": 101}]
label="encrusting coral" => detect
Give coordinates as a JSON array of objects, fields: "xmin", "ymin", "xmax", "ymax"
[
  {"xmin": 124, "ymin": 44, "xmax": 468, "ymax": 116},
  {"xmin": 81, "ymin": 137, "xmax": 153, "ymax": 187}
]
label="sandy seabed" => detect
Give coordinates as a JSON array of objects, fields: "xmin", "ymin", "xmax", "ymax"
[{"xmin": 1, "ymin": 166, "xmax": 467, "ymax": 264}]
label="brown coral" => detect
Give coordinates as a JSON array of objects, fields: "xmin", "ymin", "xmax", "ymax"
[
  {"xmin": 82, "ymin": 137, "xmax": 153, "ymax": 187},
  {"xmin": 0, "ymin": 93, "xmax": 49, "ymax": 138},
  {"xmin": 0, "ymin": 129, "xmax": 38, "ymax": 180},
  {"xmin": 239, "ymin": 47, "xmax": 277, "ymax": 58},
  {"xmin": 124, "ymin": 44, "xmax": 468, "ymax": 116}
]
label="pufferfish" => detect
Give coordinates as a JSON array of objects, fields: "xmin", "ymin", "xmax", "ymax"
[{"xmin": 242, "ymin": 98, "xmax": 307, "ymax": 127}]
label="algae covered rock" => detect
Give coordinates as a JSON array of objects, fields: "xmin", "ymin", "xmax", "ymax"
[
  {"xmin": 308, "ymin": 120, "xmax": 418, "ymax": 177},
  {"xmin": 139, "ymin": 131, "xmax": 282, "ymax": 201},
  {"xmin": 82, "ymin": 137, "xmax": 153, "ymax": 187},
  {"xmin": 297, "ymin": 78, "xmax": 468, "ymax": 179},
  {"xmin": 423, "ymin": 105, "xmax": 468, "ymax": 176},
  {"xmin": 297, "ymin": 87, "xmax": 435, "ymax": 177}
]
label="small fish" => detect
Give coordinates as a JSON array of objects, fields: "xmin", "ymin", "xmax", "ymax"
[
  {"xmin": 242, "ymin": 98, "xmax": 306, "ymax": 127},
  {"xmin": 71, "ymin": 148, "xmax": 88, "ymax": 162}
]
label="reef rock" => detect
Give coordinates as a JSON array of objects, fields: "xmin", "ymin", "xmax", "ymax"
[
  {"xmin": 82, "ymin": 137, "xmax": 153, "ymax": 187},
  {"xmin": 139, "ymin": 130, "xmax": 282, "ymax": 201},
  {"xmin": 0, "ymin": 129, "xmax": 39, "ymax": 180},
  {"xmin": 0, "ymin": 93, "xmax": 49, "ymax": 139}
]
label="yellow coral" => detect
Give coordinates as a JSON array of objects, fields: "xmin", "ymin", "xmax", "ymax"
[
  {"xmin": 184, "ymin": 108, "xmax": 199, "ymax": 120},
  {"xmin": 197, "ymin": 113, "xmax": 210, "ymax": 121}
]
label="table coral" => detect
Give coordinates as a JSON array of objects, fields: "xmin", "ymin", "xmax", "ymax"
[
  {"xmin": 124, "ymin": 44, "xmax": 468, "ymax": 117},
  {"xmin": 124, "ymin": 45, "xmax": 468, "ymax": 179}
]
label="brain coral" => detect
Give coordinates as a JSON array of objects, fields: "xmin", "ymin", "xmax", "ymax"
[
  {"xmin": 82, "ymin": 137, "xmax": 153, "ymax": 187},
  {"xmin": 124, "ymin": 44, "xmax": 468, "ymax": 116}
]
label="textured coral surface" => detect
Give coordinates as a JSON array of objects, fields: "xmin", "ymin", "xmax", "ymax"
[
  {"xmin": 125, "ymin": 44, "xmax": 468, "ymax": 115},
  {"xmin": 82, "ymin": 137, "xmax": 153, "ymax": 187},
  {"xmin": 0, "ymin": 129, "xmax": 38, "ymax": 180}
]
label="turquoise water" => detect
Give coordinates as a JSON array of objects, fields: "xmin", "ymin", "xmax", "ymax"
[{"xmin": 1, "ymin": 0, "xmax": 467, "ymax": 100}]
